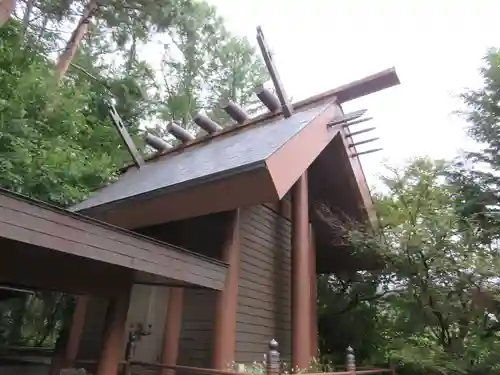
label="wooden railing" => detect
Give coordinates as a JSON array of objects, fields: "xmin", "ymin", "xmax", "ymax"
[
  {"xmin": 128, "ymin": 340, "xmax": 395, "ymax": 375},
  {"xmin": 0, "ymin": 341, "xmax": 395, "ymax": 375}
]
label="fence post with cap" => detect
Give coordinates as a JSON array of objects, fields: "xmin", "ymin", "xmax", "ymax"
[
  {"xmin": 266, "ymin": 339, "xmax": 280, "ymax": 375},
  {"xmin": 346, "ymin": 346, "xmax": 356, "ymax": 375}
]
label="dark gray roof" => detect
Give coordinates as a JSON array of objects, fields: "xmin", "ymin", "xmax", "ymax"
[{"xmin": 71, "ymin": 103, "xmax": 329, "ymax": 212}]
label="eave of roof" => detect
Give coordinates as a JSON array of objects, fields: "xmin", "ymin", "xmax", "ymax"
[{"xmin": 0, "ymin": 188, "xmax": 226, "ymax": 269}]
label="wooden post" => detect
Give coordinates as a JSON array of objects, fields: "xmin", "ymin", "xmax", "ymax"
[
  {"xmin": 161, "ymin": 287, "xmax": 184, "ymax": 375},
  {"xmin": 212, "ymin": 209, "xmax": 241, "ymax": 369},
  {"xmin": 309, "ymin": 225, "xmax": 318, "ymax": 358},
  {"xmin": 96, "ymin": 286, "xmax": 132, "ymax": 375},
  {"xmin": 389, "ymin": 360, "xmax": 396, "ymax": 375},
  {"xmin": 291, "ymin": 172, "xmax": 311, "ymax": 370},
  {"xmin": 65, "ymin": 296, "xmax": 89, "ymax": 366},
  {"xmin": 266, "ymin": 339, "xmax": 280, "ymax": 375},
  {"xmin": 346, "ymin": 346, "xmax": 356, "ymax": 374},
  {"xmin": 49, "ymin": 296, "xmax": 89, "ymax": 375}
]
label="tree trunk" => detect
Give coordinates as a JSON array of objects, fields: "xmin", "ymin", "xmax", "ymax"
[
  {"xmin": 54, "ymin": 0, "xmax": 99, "ymax": 79},
  {"xmin": 0, "ymin": 0, "xmax": 15, "ymax": 27},
  {"xmin": 20, "ymin": 0, "xmax": 33, "ymax": 41}
]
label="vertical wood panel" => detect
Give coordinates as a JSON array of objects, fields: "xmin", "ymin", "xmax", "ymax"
[
  {"xmin": 178, "ymin": 289, "xmax": 217, "ymax": 367},
  {"xmin": 236, "ymin": 205, "xmax": 292, "ymax": 364},
  {"xmin": 291, "ymin": 173, "xmax": 311, "ymax": 369},
  {"xmin": 213, "ymin": 210, "xmax": 241, "ymax": 368}
]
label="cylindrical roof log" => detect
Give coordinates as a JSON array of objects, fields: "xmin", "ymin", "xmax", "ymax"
[
  {"xmin": 255, "ymin": 86, "xmax": 281, "ymax": 112},
  {"xmin": 167, "ymin": 123, "xmax": 195, "ymax": 143},
  {"xmin": 222, "ymin": 100, "xmax": 249, "ymax": 124},
  {"xmin": 193, "ymin": 114, "xmax": 222, "ymax": 134},
  {"xmin": 145, "ymin": 133, "xmax": 170, "ymax": 152}
]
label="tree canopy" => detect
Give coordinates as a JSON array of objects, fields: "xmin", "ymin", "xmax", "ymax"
[{"xmin": 317, "ymin": 50, "xmax": 500, "ymax": 375}]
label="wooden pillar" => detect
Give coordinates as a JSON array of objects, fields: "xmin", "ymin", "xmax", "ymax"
[
  {"xmin": 65, "ymin": 295, "xmax": 89, "ymax": 366},
  {"xmin": 161, "ymin": 287, "xmax": 184, "ymax": 375},
  {"xmin": 309, "ymin": 226, "xmax": 318, "ymax": 358},
  {"xmin": 291, "ymin": 172, "xmax": 311, "ymax": 370},
  {"xmin": 0, "ymin": 0, "xmax": 15, "ymax": 27},
  {"xmin": 49, "ymin": 295, "xmax": 89, "ymax": 375},
  {"xmin": 96, "ymin": 286, "xmax": 132, "ymax": 375},
  {"xmin": 212, "ymin": 209, "xmax": 241, "ymax": 369}
]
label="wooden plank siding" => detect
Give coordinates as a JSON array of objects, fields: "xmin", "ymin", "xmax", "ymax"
[
  {"xmin": 75, "ymin": 204, "xmax": 292, "ymax": 368},
  {"xmin": 236, "ymin": 205, "xmax": 292, "ymax": 364},
  {"xmin": 178, "ymin": 289, "xmax": 217, "ymax": 367},
  {"xmin": 0, "ymin": 190, "xmax": 227, "ymax": 291},
  {"xmin": 77, "ymin": 286, "xmax": 218, "ymax": 370}
]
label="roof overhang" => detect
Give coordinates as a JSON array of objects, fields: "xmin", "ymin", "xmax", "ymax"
[
  {"xmin": 72, "ymin": 68, "xmax": 400, "ymax": 236},
  {"xmin": 0, "ymin": 189, "xmax": 227, "ymax": 294},
  {"xmin": 75, "ymin": 103, "xmax": 344, "ymax": 228},
  {"xmin": 309, "ymin": 132, "xmax": 383, "ymax": 273}
]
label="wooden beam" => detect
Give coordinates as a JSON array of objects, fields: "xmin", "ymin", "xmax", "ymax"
[
  {"xmin": 291, "ymin": 171, "xmax": 311, "ymax": 369},
  {"xmin": 96, "ymin": 284, "xmax": 132, "ymax": 375},
  {"xmin": 349, "ymin": 137, "xmax": 379, "ymax": 148},
  {"xmin": 212, "ymin": 210, "xmax": 241, "ymax": 369},
  {"xmin": 300, "ymin": 67, "xmax": 400, "ymax": 106},
  {"xmin": 256, "ymin": 26, "xmax": 293, "ymax": 117},
  {"xmin": 108, "ymin": 102, "xmax": 144, "ymax": 168},
  {"xmin": 345, "ymin": 127, "xmax": 376, "ymax": 138},
  {"xmin": 161, "ymin": 287, "xmax": 184, "ymax": 375},
  {"xmin": 309, "ymin": 225, "xmax": 318, "ymax": 357},
  {"xmin": 351, "ymin": 148, "xmax": 383, "ymax": 158},
  {"xmin": 65, "ymin": 296, "xmax": 89, "ymax": 366}
]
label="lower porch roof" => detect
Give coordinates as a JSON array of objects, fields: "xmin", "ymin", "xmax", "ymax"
[{"xmin": 0, "ymin": 189, "xmax": 227, "ymax": 294}]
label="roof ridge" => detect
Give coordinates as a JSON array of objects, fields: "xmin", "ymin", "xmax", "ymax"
[{"xmin": 119, "ymin": 67, "xmax": 399, "ymax": 173}]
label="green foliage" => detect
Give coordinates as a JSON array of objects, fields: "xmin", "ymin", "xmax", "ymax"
[
  {"xmin": 316, "ymin": 47, "xmax": 500, "ymax": 375},
  {"xmin": 0, "ymin": 20, "xmax": 124, "ymax": 206},
  {"xmin": 318, "ymin": 158, "xmax": 500, "ymax": 375}
]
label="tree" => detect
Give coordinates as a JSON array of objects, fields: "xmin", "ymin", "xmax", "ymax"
[
  {"xmin": 318, "ymin": 158, "xmax": 500, "ymax": 375},
  {"xmin": 155, "ymin": 0, "xmax": 267, "ymax": 140}
]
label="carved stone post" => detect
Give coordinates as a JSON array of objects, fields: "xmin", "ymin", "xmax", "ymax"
[
  {"xmin": 266, "ymin": 339, "xmax": 280, "ymax": 375},
  {"xmin": 346, "ymin": 346, "xmax": 356, "ymax": 374}
]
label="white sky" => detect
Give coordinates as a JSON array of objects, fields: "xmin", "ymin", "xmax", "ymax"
[{"xmin": 202, "ymin": 0, "xmax": 499, "ymax": 186}]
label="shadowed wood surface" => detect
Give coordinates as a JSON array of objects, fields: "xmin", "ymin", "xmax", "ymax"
[{"xmin": 0, "ymin": 189, "xmax": 227, "ymax": 290}]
